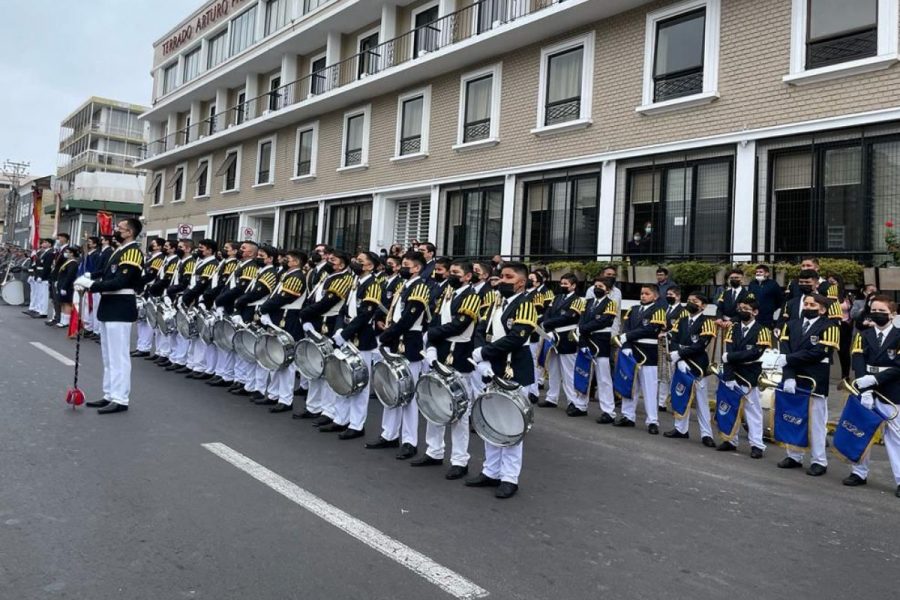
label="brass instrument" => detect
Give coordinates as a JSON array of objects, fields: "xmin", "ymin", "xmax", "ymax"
[
  {"xmin": 758, "ymin": 373, "xmax": 822, "ymax": 398},
  {"xmin": 838, "ymin": 378, "xmax": 895, "ymax": 409},
  {"xmin": 611, "ymin": 334, "xmax": 648, "ymax": 365},
  {"xmin": 707, "ymin": 361, "xmax": 753, "ymax": 390},
  {"xmin": 657, "ymin": 331, "xmax": 672, "ymax": 390}
]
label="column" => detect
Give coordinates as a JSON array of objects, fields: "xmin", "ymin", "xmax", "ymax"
[
  {"xmin": 438, "ymin": 0, "xmax": 457, "ymax": 18},
  {"xmin": 189, "ymin": 100, "xmax": 203, "ymax": 142},
  {"xmin": 499, "ymin": 174, "xmax": 516, "ymax": 258},
  {"xmin": 427, "ymin": 185, "xmax": 440, "ymax": 244},
  {"xmin": 165, "ymin": 113, "xmax": 178, "ymax": 151},
  {"xmin": 380, "ymin": 3, "xmax": 398, "ymax": 70},
  {"xmin": 317, "ymin": 200, "xmax": 327, "ymax": 243},
  {"xmin": 281, "ymin": 53, "xmax": 298, "ymax": 104},
  {"xmin": 325, "ymin": 31, "xmax": 341, "ymax": 91},
  {"xmin": 214, "ymin": 88, "xmax": 229, "ymax": 131},
  {"xmin": 245, "ymin": 73, "xmax": 260, "ymax": 119},
  {"xmin": 597, "ymin": 160, "xmax": 617, "ymax": 260},
  {"xmin": 732, "ymin": 140, "xmax": 756, "ymax": 262},
  {"xmin": 371, "ymin": 193, "xmax": 395, "ymax": 249},
  {"xmin": 272, "ymin": 208, "xmax": 282, "ymax": 247}
]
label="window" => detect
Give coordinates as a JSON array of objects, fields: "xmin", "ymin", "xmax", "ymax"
[
  {"xmin": 639, "ymin": 0, "xmax": 720, "ymax": 113},
  {"xmin": 807, "ymin": 0, "xmax": 878, "ymax": 69},
  {"xmin": 294, "ymin": 123, "xmax": 318, "ymax": 178},
  {"xmin": 183, "ymin": 115, "xmax": 191, "ymax": 145},
  {"xmin": 235, "ymin": 91, "xmax": 246, "ymax": 125},
  {"xmin": 256, "ymin": 137, "xmax": 275, "ymax": 185},
  {"xmin": 456, "ymin": 64, "xmax": 502, "ymax": 148},
  {"xmin": 340, "ymin": 106, "xmax": 370, "ymax": 169},
  {"xmin": 282, "ymin": 206, "xmax": 319, "ymax": 251},
  {"xmin": 216, "ymin": 147, "xmax": 241, "ymax": 192},
  {"xmin": 304, "ymin": 0, "xmax": 329, "ymax": 13},
  {"xmin": 213, "ymin": 214, "xmax": 239, "ymax": 245},
  {"xmin": 207, "ymin": 103, "xmax": 217, "ymax": 135},
  {"xmin": 267, "ymin": 76, "xmax": 282, "ymax": 111},
  {"xmin": 328, "ymin": 200, "xmax": 372, "ymax": 253},
  {"xmin": 523, "ymin": 174, "xmax": 599, "ymax": 260},
  {"xmin": 358, "ymin": 31, "xmax": 380, "ymax": 78},
  {"xmin": 192, "ymin": 157, "xmax": 211, "ymax": 197},
  {"xmin": 230, "ymin": 6, "xmax": 258, "ymax": 56},
  {"xmin": 394, "ymin": 87, "xmax": 430, "ymax": 158},
  {"xmin": 413, "ymin": 4, "xmax": 440, "ymax": 58},
  {"xmin": 310, "ymin": 54, "xmax": 327, "ymax": 95},
  {"xmin": 625, "ymin": 159, "xmax": 731, "ymax": 259},
  {"xmin": 534, "ymin": 33, "xmax": 594, "ymax": 133},
  {"xmin": 394, "ymin": 198, "xmax": 431, "ymax": 248},
  {"xmin": 149, "ymin": 172, "xmax": 164, "ymax": 205},
  {"xmin": 265, "ymin": 0, "xmax": 289, "ymax": 35},
  {"xmin": 207, "ymin": 31, "xmax": 228, "ymax": 69},
  {"xmin": 446, "ymin": 186, "xmax": 503, "ymax": 257},
  {"xmin": 183, "ymin": 47, "xmax": 201, "ymax": 83},
  {"xmin": 169, "ymin": 164, "xmax": 186, "ymax": 201},
  {"xmin": 162, "ymin": 63, "xmax": 178, "ymax": 94}
]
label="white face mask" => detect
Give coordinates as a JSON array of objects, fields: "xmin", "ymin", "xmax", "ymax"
[
  {"xmin": 755, "ymin": 275, "xmax": 765, "ymax": 282},
  {"xmin": 633, "ymin": 236, "xmax": 641, "ymax": 242}
]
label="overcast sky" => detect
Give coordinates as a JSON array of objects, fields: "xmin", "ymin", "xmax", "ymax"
[{"xmin": 0, "ymin": 0, "xmax": 191, "ymax": 177}]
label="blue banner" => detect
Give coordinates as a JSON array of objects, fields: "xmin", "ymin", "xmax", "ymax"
[
  {"xmin": 613, "ymin": 349, "xmax": 638, "ymax": 400},
  {"xmin": 715, "ymin": 381, "xmax": 745, "ymax": 441},
  {"xmin": 574, "ymin": 347, "xmax": 593, "ymax": 395},
  {"xmin": 774, "ymin": 387, "xmax": 812, "ymax": 451},
  {"xmin": 833, "ymin": 394, "xmax": 888, "ymax": 464},
  {"xmin": 669, "ymin": 367, "xmax": 696, "ymax": 419},
  {"xmin": 537, "ymin": 340, "xmax": 552, "ymax": 368}
]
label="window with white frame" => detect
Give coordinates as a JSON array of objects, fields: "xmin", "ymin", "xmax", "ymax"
[
  {"xmin": 265, "ymin": 0, "xmax": 289, "ymax": 36},
  {"xmin": 256, "ymin": 137, "xmax": 275, "ymax": 185},
  {"xmin": 193, "ymin": 158, "xmax": 211, "ymax": 197},
  {"xmin": 230, "ymin": 6, "xmax": 258, "ymax": 56},
  {"xmin": 309, "ymin": 54, "xmax": 327, "ymax": 95},
  {"xmin": 216, "ymin": 147, "xmax": 241, "ymax": 192},
  {"xmin": 235, "ymin": 90, "xmax": 247, "ymax": 125},
  {"xmin": 149, "ymin": 172, "xmax": 164, "ymax": 205},
  {"xmin": 294, "ymin": 123, "xmax": 318, "ymax": 177},
  {"xmin": 458, "ymin": 65, "xmax": 501, "ymax": 146},
  {"xmin": 162, "ymin": 63, "xmax": 178, "ymax": 94},
  {"xmin": 207, "ymin": 103, "xmax": 217, "ymax": 135},
  {"xmin": 413, "ymin": 3, "xmax": 440, "ymax": 58},
  {"xmin": 639, "ymin": 0, "xmax": 720, "ymax": 111},
  {"xmin": 395, "ymin": 87, "xmax": 430, "ymax": 158},
  {"xmin": 341, "ymin": 107, "xmax": 370, "ymax": 168},
  {"xmin": 267, "ymin": 75, "xmax": 282, "ymax": 111},
  {"xmin": 207, "ymin": 31, "xmax": 228, "ymax": 69},
  {"xmin": 182, "ymin": 47, "xmax": 201, "ymax": 83},
  {"xmin": 535, "ymin": 32, "xmax": 594, "ymax": 131},
  {"xmin": 169, "ymin": 164, "xmax": 186, "ymax": 201},
  {"xmin": 358, "ymin": 30, "xmax": 380, "ymax": 78}
]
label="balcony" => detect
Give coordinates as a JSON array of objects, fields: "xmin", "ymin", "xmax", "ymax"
[
  {"xmin": 58, "ymin": 150, "xmax": 144, "ymax": 175},
  {"xmin": 59, "ymin": 122, "xmax": 146, "ymax": 151}
]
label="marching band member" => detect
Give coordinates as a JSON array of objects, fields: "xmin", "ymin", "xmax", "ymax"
[
  {"xmin": 235, "ymin": 245, "xmax": 279, "ymax": 402},
  {"xmin": 664, "ymin": 293, "xmax": 717, "ymax": 447},
  {"xmin": 716, "ymin": 268, "xmax": 751, "ymax": 324},
  {"xmin": 75, "ymin": 218, "xmax": 145, "ymax": 414},
  {"xmin": 257, "ymin": 250, "xmax": 307, "ymax": 413},
  {"xmin": 294, "ymin": 244, "xmax": 331, "ymax": 400},
  {"xmin": 778, "ymin": 269, "xmax": 843, "ymax": 334},
  {"xmin": 538, "ymin": 273, "xmax": 586, "ymax": 415},
  {"xmin": 296, "ymin": 250, "xmax": 353, "ymax": 424},
  {"xmin": 786, "ymin": 257, "xmax": 839, "ymax": 300},
  {"xmin": 718, "ymin": 297, "xmax": 771, "ymax": 458},
  {"xmin": 132, "ymin": 237, "xmax": 164, "ymax": 358},
  {"xmin": 526, "ymin": 268, "xmax": 553, "ymax": 403},
  {"xmin": 614, "ymin": 284, "xmax": 666, "ymax": 434},
  {"xmin": 579, "ymin": 276, "xmax": 618, "ymax": 424},
  {"xmin": 181, "ymin": 239, "xmax": 218, "ymax": 379},
  {"xmin": 55, "ymin": 245, "xmax": 80, "ymax": 330},
  {"xmin": 417, "ymin": 260, "xmax": 481, "ymax": 477},
  {"xmin": 45, "ymin": 232, "xmax": 69, "ymax": 327},
  {"xmin": 843, "ymin": 296, "xmax": 900, "ymax": 496},
  {"xmin": 204, "ymin": 242, "xmax": 240, "ymax": 387},
  {"xmin": 467, "ymin": 262, "xmax": 537, "ymax": 499},
  {"xmin": 24, "ymin": 238, "xmax": 53, "ymax": 319},
  {"xmin": 774, "ymin": 294, "xmax": 840, "ymax": 476},
  {"xmin": 367, "ymin": 251, "xmax": 431, "ymax": 459},
  {"xmin": 658, "ymin": 285, "xmax": 688, "ymax": 411},
  {"xmin": 149, "ymin": 240, "xmax": 178, "ymax": 366},
  {"xmin": 164, "ymin": 239, "xmax": 196, "ymax": 373},
  {"xmin": 89, "ymin": 235, "xmax": 114, "ymax": 340},
  {"xmin": 327, "ymin": 251, "xmax": 382, "ymax": 438},
  {"xmin": 80, "ymin": 237, "xmax": 101, "ymax": 336},
  {"xmin": 213, "ymin": 241, "xmax": 260, "ymax": 393}
]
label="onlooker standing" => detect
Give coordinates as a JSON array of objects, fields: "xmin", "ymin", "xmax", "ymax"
[
  {"xmin": 748, "ymin": 264, "xmax": 782, "ymax": 327},
  {"xmin": 655, "ymin": 266, "xmax": 676, "ymax": 299},
  {"xmin": 828, "ymin": 273, "xmax": 853, "ymax": 380},
  {"xmin": 851, "ymin": 283, "xmax": 878, "ymax": 331}
]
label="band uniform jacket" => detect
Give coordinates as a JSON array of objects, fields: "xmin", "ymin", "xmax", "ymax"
[
  {"xmin": 620, "ymin": 303, "xmax": 667, "ymax": 367},
  {"xmin": 664, "ymin": 303, "xmax": 688, "ymax": 331},
  {"xmin": 95, "ymin": 245, "xmax": 114, "ymax": 274},
  {"xmin": 429, "ymin": 280, "xmax": 451, "ymax": 325},
  {"xmin": 474, "ymin": 292, "xmax": 538, "ymax": 386},
  {"xmin": 141, "ymin": 252, "xmax": 165, "ymax": 293},
  {"xmin": 779, "ymin": 317, "xmax": 840, "ymax": 396},
  {"xmin": 259, "ymin": 267, "xmax": 306, "ymax": 339},
  {"xmin": 166, "ymin": 255, "xmax": 197, "ymax": 300},
  {"xmin": 36, "ymin": 248, "xmax": 54, "ymax": 281},
  {"xmin": 56, "ymin": 258, "xmax": 79, "ymax": 303},
  {"xmin": 380, "ymin": 277, "xmax": 431, "ymax": 362},
  {"xmin": 716, "ymin": 286, "xmax": 752, "ymax": 321},
  {"xmin": 723, "ymin": 322, "xmax": 772, "ymax": 387},
  {"xmin": 339, "ymin": 274, "xmax": 383, "ymax": 351},
  {"xmin": 427, "ymin": 285, "xmax": 481, "ymax": 373},
  {"xmin": 49, "ymin": 244, "xmax": 68, "ymax": 284},
  {"xmin": 81, "ymin": 249, "xmax": 101, "ymax": 277},
  {"xmin": 297, "ymin": 269, "xmax": 354, "ymax": 335},
  {"xmin": 306, "ymin": 262, "xmax": 330, "ymax": 295},
  {"xmin": 670, "ymin": 314, "xmax": 717, "ymax": 378},
  {"xmin": 579, "ymin": 295, "xmax": 618, "ymax": 358},
  {"xmin": 542, "ymin": 293, "xmax": 587, "ymax": 355},
  {"xmin": 778, "ymin": 295, "xmax": 842, "ymax": 330},
  {"xmin": 91, "ymin": 242, "xmax": 145, "ymax": 322},
  {"xmin": 528, "ymin": 284, "xmax": 554, "ymax": 343},
  {"xmin": 214, "ymin": 259, "xmax": 258, "ymax": 314},
  {"xmin": 202, "ymin": 257, "xmax": 238, "ymax": 307},
  {"xmin": 852, "ymin": 326, "xmax": 900, "ymax": 404},
  {"xmin": 787, "ymin": 278, "xmax": 839, "ymax": 301},
  {"xmin": 234, "ymin": 265, "xmax": 278, "ymax": 321},
  {"xmin": 477, "ymin": 284, "xmax": 497, "ymax": 321},
  {"xmin": 375, "ymin": 274, "xmax": 404, "ymax": 331},
  {"xmin": 182, "ymin": 256, "xmax": 218, "ymax": 307}
]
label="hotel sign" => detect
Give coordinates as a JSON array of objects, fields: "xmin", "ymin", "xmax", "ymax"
[{"xmin": 161, "ymin": 0, "xmax": 249, "ymax": 57}]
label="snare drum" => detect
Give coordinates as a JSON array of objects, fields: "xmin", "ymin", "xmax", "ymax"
[
  {"xmin": 471, "ymin": 379, "xmax": 534, "ymax": 447},
  {"xmin": 145, "ymin": 298, "xmax": 159, "ymax": 329},
  {"xmin": 156, "ymin": 304, "xmax": 177, "ymax": 334},
  {"xmin": 212, "ymin": 316, "xmax": 237, "ymax": 351},
  {"xmin": 175, "ymin": 307, "xmax": 198, "ymax": 339},
  {"xmin": 195, "ymin": 310, "xmax": 216, "ymax": 345},
  {"xmin": 372, "ymin": 347, "xmax": 415, "ymax": 408},
  {"xmin": 293, "ymin": 330, "xmax": 334, "ymax": 379},
  {"xmin": 255, "ymin": 326, "xmax": 296, "ymax": 371},
  {"xmin": 324, "ymin": 342, "xmax": 369, "ymax": 396},
  {"xmin": 415, "ymin": 362, "xmax": 470, "ymax": 425},
  {"xmin": 232, "ymin": 324, "xmax": 262, "ymax": 363}
]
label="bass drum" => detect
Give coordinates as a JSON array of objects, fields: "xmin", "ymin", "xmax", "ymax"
[
  {"xmin": 372, "ymin": 348, "xmax": 415, "ymax": 408},
  {"xmin": 415, "ymin": 363, "xmax": 470, "ymax": 425},
  {"xmin": 471, "ymin": 379, "xmax": 534, "ymax": 447},
  {"xmin": 293, "ymin": 331, "xmax": 334, "ymax": 379},
  {"xmin": 255, "ymin": 327, "xmax": 296, "ymax": 371},
  {"xmin": 213, "ymin": 317, "xmax": 237, "ymax": 352},
  {"xmin": 324, "ymin": 342, "xmax": 369, "ymax": 396},
  {"xmin": 1, "ymin": 280, "xmax": 25, "ymax": 306}
]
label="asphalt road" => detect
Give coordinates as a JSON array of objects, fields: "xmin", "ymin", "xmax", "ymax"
[{"xmin": 1, "ymin": 304, "xmax": 898, "ymax": 600}]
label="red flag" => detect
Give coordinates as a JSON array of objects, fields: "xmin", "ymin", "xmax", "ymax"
[
  {"xmin": 68, "ymin": 303, "xmax": 80, "ymax": 338},
  {"xmin": 30, "ymin": 185, "xmax": 41, "ymax": 250},
  {"xmin": 97, "ymin": 211, "xmax": 113, "ymax": 236}
]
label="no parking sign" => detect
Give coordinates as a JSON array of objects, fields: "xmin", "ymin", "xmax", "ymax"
[{"xmin": 177, "ymin": 223, "xmax": 193, "ymax": 238}]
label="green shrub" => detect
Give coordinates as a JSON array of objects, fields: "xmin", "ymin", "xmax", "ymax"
[{"xmin": 668, "ymin": 261, "xmax": 722, "ymax": 286}]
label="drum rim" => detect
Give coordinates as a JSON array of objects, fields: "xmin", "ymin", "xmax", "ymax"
[
  {"xmin": 294, "ymin": 338, "xmax": 326, "ymax": 379},
  {"xmin": 472, "ymin": 390, "xmax": 528, "ymax": 447},
  {"xmin": 256, "ymin": 334, "xmax": 288, "ymax": 370},
  {"xmin": 415, "ymin": 373, "xmax": 459, "ymax": 425}
]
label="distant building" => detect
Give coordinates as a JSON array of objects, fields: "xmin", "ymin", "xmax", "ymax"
[
  {"xmin": 7, "ymin": 175, "xmax": 53, "ymax": 248},
  {"xmin": 45, "ymin": 172, "xmax": 145, "ymax": 242}
]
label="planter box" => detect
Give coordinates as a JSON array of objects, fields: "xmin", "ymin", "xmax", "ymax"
[
  {"xmin": 876, "ymin": 267, "xmax": 900, "ymax": 290},
  {"xmin": 633, "ymin": 266, "xmax": 658, "ymax": 284}
]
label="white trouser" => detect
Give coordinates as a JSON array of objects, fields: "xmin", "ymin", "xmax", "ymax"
[
  {"xmin": 787, "ymin": 395, "xmax": 829, "ymax": 466},
  {"xmin": 169, "ymin": 333, "xmax": 184, "ymax": 364},
  {"xmin": 298, "ymin": 373, "xmax": 309, "ymax": 391},
  {"xmin": 560, "ymin": 352, "xmax": 589, "ymax": 411},
  {"xmin": 731, "ymin": 386, "xmax": 766, "ymax": 450},
  {"xmin": 621, "ymin": 364, "xmax": 659, "ymax": 425},
  {"xmin": 674, "ymin": 375, "xmax": 712, "ymax": 437},
  {"xmin": 248, "ymin": 364, "xmax": 269, "ymax": 394},
  {"xmin": 98, "ymin": 320, "xmax": 132, "ymax": 406},
  {"xmin": 658, "ymin": 359, "xmax": 675, "ymax": 407},
  {"xmin": 306, "ymin": 377, "xmax": 327, "ymax": 414},
  {"xmin": 215, "ymin": 348, "xmax": 235, "ymax": 380},
  {"xmin": 155, "ymin": 330, "xmax": 171, "ymax": 357},
  {"xmin": 424, "ymin": 372, "xmax": 474, "ymax": 466},
  {"xmin": 852, "ymin": 399, "xmax": 900, "ymax": 484},
  {"xmin": 332, "ymin": 350, "xmax": 373, "ymax": 429},
  {"xmin": 136, "ymin": 321, "xmax": 154, "ymax": 352},
  {"xmin": 82, "ymin": 292, "xmax": 93, "ymax": 332},
  {"xmin": 203, "ymin": 343, "xmax": 217, "ymax": 374},
  {"xmin": 593, "ymin": 356, "xmax": 616, "ymax": 417},
  {"xmin": 270, "ymin": 364, "xmax": 296, "ymax": 405},
  {"xmin": 319, "ymin": 378, "xmax": 337, "ymax": 419},
  {"xmin": 544, "ymin": 350, "xmax": 562, "ymax": 405},
  {"xmin": 234, "ymin": 356, "xmax": 254, "ymax": 385},
  {"xmin": 189, "ymin": 339, "xmax": 206, "ymax": 372},
  {"xmin": 380, "ymin": 360, "xmax": 422, "ymax": 446},
  {"xmin": 35, "ymin": 281, "xmax": 49, "ymax": 315},
  {"xmin": 89, "ymin": 293, "xmax": 100, "ymax": 332},
  {"xmin": 479, "ymin": 388, "xmax": 526, "ymax": 484},
  {"xmin": 529, "ymin": 341, "xmax": 542, "ymax": 395},
  {"xmin": 28, "ymin": 278, "xmax": 37, "ymax": 311}
]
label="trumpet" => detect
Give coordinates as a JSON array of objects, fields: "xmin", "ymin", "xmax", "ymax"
[
  {"xmin": 611, "ymin": 334, "xmax": 648, "ymax": 365},
  {"xmin": 707, "ymin": 361, "xmax": 753, "ymax": 390},
  {"xmin": 757, "ymin": 373, "xmax": 824, "ymax": 398},
  {"xmin": 838, "ymin": 378, "xmax": 894, "ymax": 408}
]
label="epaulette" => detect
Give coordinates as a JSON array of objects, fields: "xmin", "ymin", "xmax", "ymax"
[
  {"xmin": 458, "ymin": 293, "xmax": 481, "ymax": 320},
  {"xmin": 513, "ymin": 300, "xmax": 538, "ymax": 327}
]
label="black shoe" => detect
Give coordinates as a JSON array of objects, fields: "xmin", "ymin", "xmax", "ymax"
[
  {"xmin": 537, "ymin": 400, "xmax": 558, "ymax": 408},
  {"xmin": 528, "ymin": 393, "xmax": 539, "ymax": 404},
  {"xmin": 35, "ymin": 314, "xmax": 48, "ymax": 319},
  {"xmin": 658, "ymin": 405, "xmax": 668, "ymax": 413},
  {"xmin": 613, "ymin": 417, "xmax": 635, "ymax": 427},
  {"xmin": 227, "ymin": 382, "xmax": 244, "ymax": 392},
  {"xmin": 411, "ymin": 455, "xmax": 443, "ymax": 467},
  {"xmin": 45, "ymin": 319, "xmax": 58, "ymax": 326},
  {"xmin": 395, "ymin": 443, "xmax": 417, "ymax": 460},
  {"xmin": 750, "ymin": 446, "xmax": 764, "ymax": 459},
  {"xmin": 647, "ymin": 424, "xmax": 659, "ymax": 435},
  {"xmin": 254, "ymin": 398, "xmax": 277, "ymax": 406},
  {"xmin": 197, "ymin": 373, "xmax": 214, "ymax": 380},
  {"xmin": 230, "ymin": 387, "xmax": 250, "ymax": 396},
  {"xmin": 566, "ymin": 404, "xmax": 587, "ymax": 417},
  {"xmin": 701, "ymin": 436, "xmax": 716, "ymax": 448},
  {"xmin": 248, "ymin": 391, "xmax": 265, "ymax": 401},
  {"xmin": 495, "ymin": 482, "xmax": 519, "ymax": 499},
  {"xmin": 206, "ymin": 376, "xmax": 226, "ymax": 386},
  {"xmin": 130, "ymin": 350, "xmax": 150, "ymax": 358},
  {"xmin": 145, "ymin": 354, "xmax": 159, "ymax": 361},
  {"xmin": 294, "ymin": 387, "xmax": 309, "ymax": 397},
  {"xmin": 294, "ymin": 410, "xmax": 321, "ymax": 420},
  {"xmin": 596, "ymin": 412, "xmax": 615, "ymax": 424},
  {"xmin": 895, "ymin": 485, "xmax": 900, "ymax": 498},
  {"xmin": 175, "ymin": 366, "xmax": 192, "ymax": 374},
  {"xmin": 842, "ymin": 473, "xmax": 867, "ymax": 486},
  {"xmin": 777, "ymin": 457, "xmax": 803, "ymax": 469},
  {"xmin": 313, "ymin": 415, "xmax": 333, "ymax": 427},
  {"xmin": 319, "ymin": 423, "xmax": 348, "ymax": 433},
  {"xmin": 365, "ymin": 437, "xmax": 400, "ymax": 449},
  {"xmin": 445, "ymin": 465, "xmax": 469, "ymax": 480},
  {"xmin": 155, "ymin": 358, "xmax": 171, "ymax": 366},
  {"xmin": 663, "ymin": 429, "xmax": 689, "ymax": 439},
  {"xmin": 717, "ymin": 441, "xmax": 737, "ymax": 452},
  {"xmin": 97, "ymin": 402, "xmax": 128, "ymax": 414},
  {"xmin": 464, "ymin": 473, "xmax": 501, "ymax": 487},
  {"xmin": 185, "ymin": 371, "xmax": 201, "ymax": 379},
  {"xmin": 338, "ymin": 428, "xmax": 365, "ymax": 440},
  {"xmin": 85, "ymin": 399, "xmax": 111, "ymax": 408},
  {"xmin": 165, "ymin": 363, "xmax": 181, "ymax": 371},
  {"xmin": 806, "ymin": 463, "xmax": 827, "ymax": 477},
  {"xmin": 269, "ymin": 403, "xmax": 292, "ymax": 413}
]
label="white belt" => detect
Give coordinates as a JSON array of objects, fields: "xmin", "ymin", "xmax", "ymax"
[
  {"xmin": 594, "ymin": 327, "xmax": 612, "ymax": 334},
  {"xmin": 555, "ymin": 324, "xmax": 578, "ymax": 333},
  {"xmin": 868, "ymin": 365, "xmax": 889, "ymax": 374},
  {"xmin": 249, "ymin": 298, "xmax": 266, "ymax": 306},
  {"xmin": 635, "ymin": 339, "xmax": 658, "ymax": 345},
  {"xmin": 103, "ymin": 289, "xmax": 135, "ymax": 296}
]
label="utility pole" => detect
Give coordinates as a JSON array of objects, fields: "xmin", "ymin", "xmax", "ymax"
[{"xmin": 2, "ymin": 160, "xmax": 30, "ymax": 245}]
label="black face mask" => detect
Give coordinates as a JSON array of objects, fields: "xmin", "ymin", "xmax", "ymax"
[
  {"xmin": 594, "ymin": 287, "xmax": 606, "ymax": 298},
  {"xmin": 447, "ymin": 275, "xmax": 464, "ymax": 290},
  {"xmin": 685, "ymin": 303, "xmax": 701, "ymax": 315},
  {"xmin": 737, "ymin": 310, "xmax": 753, "ymax": 322},
  {"xmin": 607, "ymin": 277, "xmax": 616, "ymax": 286},
  {"xmin": 113, "ymin": 231, "xmax": 125, "ymax": 244},
  {"xmin": 799, "ymin": 284, "xmax": 814, "ymax": 295},
  {"xmin": 729, "ymin": 279, "xmax": 742, "ymax": 288},
  {"xmin": 498, "ymin": 282, "xmax": 516, "ymax": 298},
  {"xmin": 349, "ymin": 261, "xmax": 364, "ymax": 276},
  {"xmin": 399, "ymin": 266, "xmax": 412, "ymax": 280},
  {"xmin": 192, "ymin": 249, "xmax": 201, "ymax": 258},
  {"xmin": 870, "ymin": 312, "xmax": 891, "ymax": 326},
  {"xmin": 802, "ymin": 308, "xmax": 820, "ymax": 320},
  {"xmin": 432, "ymin": 272, "xmax": 446, "ymax": 283},
  {"xmin": 255, "ymin": 258, "xmax": 265, "ymax": 268},
  {"xmin": 175, "ymin": 249, "xmax": 185, "ymax": 258},
  {"xmin": 665, "ymin": 296, "xmax": 677, "ymax": 305}
]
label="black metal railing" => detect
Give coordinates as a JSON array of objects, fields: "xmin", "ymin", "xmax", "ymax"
[
  {"xmin": 653, "ymin": 69, "xmax": 703, "ymax": 102},
  {"xmin": 296, "ymin": 159, "xmax": 312, "ymax": 176},
  {"xmin": 344, "ymin": 148, "xmax": 362, "ymax": 166},
  {"xmin": 399, "ymin": 136, "xmax": 421, "ymax": 155},
  {"xmin": 544, "ymin": 97, "xmax": 581, "ymax": 126},
  {"xmin": 807, "ymin": 28, "xmax": 878, "ymax": 70},
  {"xmin": 464, "ymin": 118, "xmax": 491, "ymax": 142}
]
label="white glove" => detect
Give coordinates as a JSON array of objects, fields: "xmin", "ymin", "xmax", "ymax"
[
  {"xmin": 477, "ymin": 360, "xmax": 494, "ymax": 381},
  {"xmin": 860, "ymin": 391, "xmax": 875, "ymax": 410},
  {"xmin": 676, "ymin": 361, "xmax": 688, "ymax": 374},
  {"xmin": 59, "ymin": 289, "xmax": 68, "ymax": 297},
  {"xmin": 617, "ymin": 334, "xmax": 628, "ymax": 346},
  {"xmin": 854, "ymin": 375, "xmax": 878, "ymax": 390},
  {"xmin": 774, "ymin": 354, "xmax": 787, "ymax": 368},
  {"xmin": 27, "ymin": 276, "xmax": 33, "ymax": 284},
  {"xmin": 424, "ymin": 346, "xmax": 438, "ymax": 365},
  {"xmin": 621, "ymin": 348, "xmax": 633, "ymax": 357},
  {"xmin": 197, "ymin": 302, "xmax": 206, "ymax": 311},
  {"xmin": 721, "ymin": 352, "xmax": 729, "ymax": 364},
  {"xmin": 74, "ymin": 275, "xmax": 93, "ymax": 290},
  {"xmin": 422, "ymin": 333, "xmax": 428, "ymax": 347},
  {"xmin": 259, "ymin": 314, "xmax": 273, "ymax": 327},
  {"xmin": 233, "ymin": 315, "xmax": 245, "ymax": 326},
  {"xmin": 725, "ymin": 379, "xmax": 737, "ymax": 391},
  {"xmin": 669, "ymin": 351, "xmax": 680, "ymax": 363},
  {"xmin": 472, "ymin": 347, "xmax": 484, "ymax": 364},
  {"xmin": 302, "ymin": 322, "xmax": 315, "ymax": 334},
  {"xmin": 215, "ymin": 306, "xmax": 224, "ymax": 317},
  {"xmin": 783, "ymin": 378, "xmax": 797, "ymax": 394},
  {"xmin": 333, "ymin": 330, "xmax": 346, "ymax": 347}
]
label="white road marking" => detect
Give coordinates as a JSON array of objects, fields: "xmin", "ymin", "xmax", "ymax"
[
  {"xmin": 30, "ymin": 342, "xmax": 75, "ymax": 367},
  {"xmin": 203, "ymin": 442, "xmax": 489, "ymax": 600}
]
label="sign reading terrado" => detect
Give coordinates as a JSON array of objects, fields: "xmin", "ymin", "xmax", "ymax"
[{"xmin": 161, "ymin": 0, "xmax": 250, "ymax": 57}]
